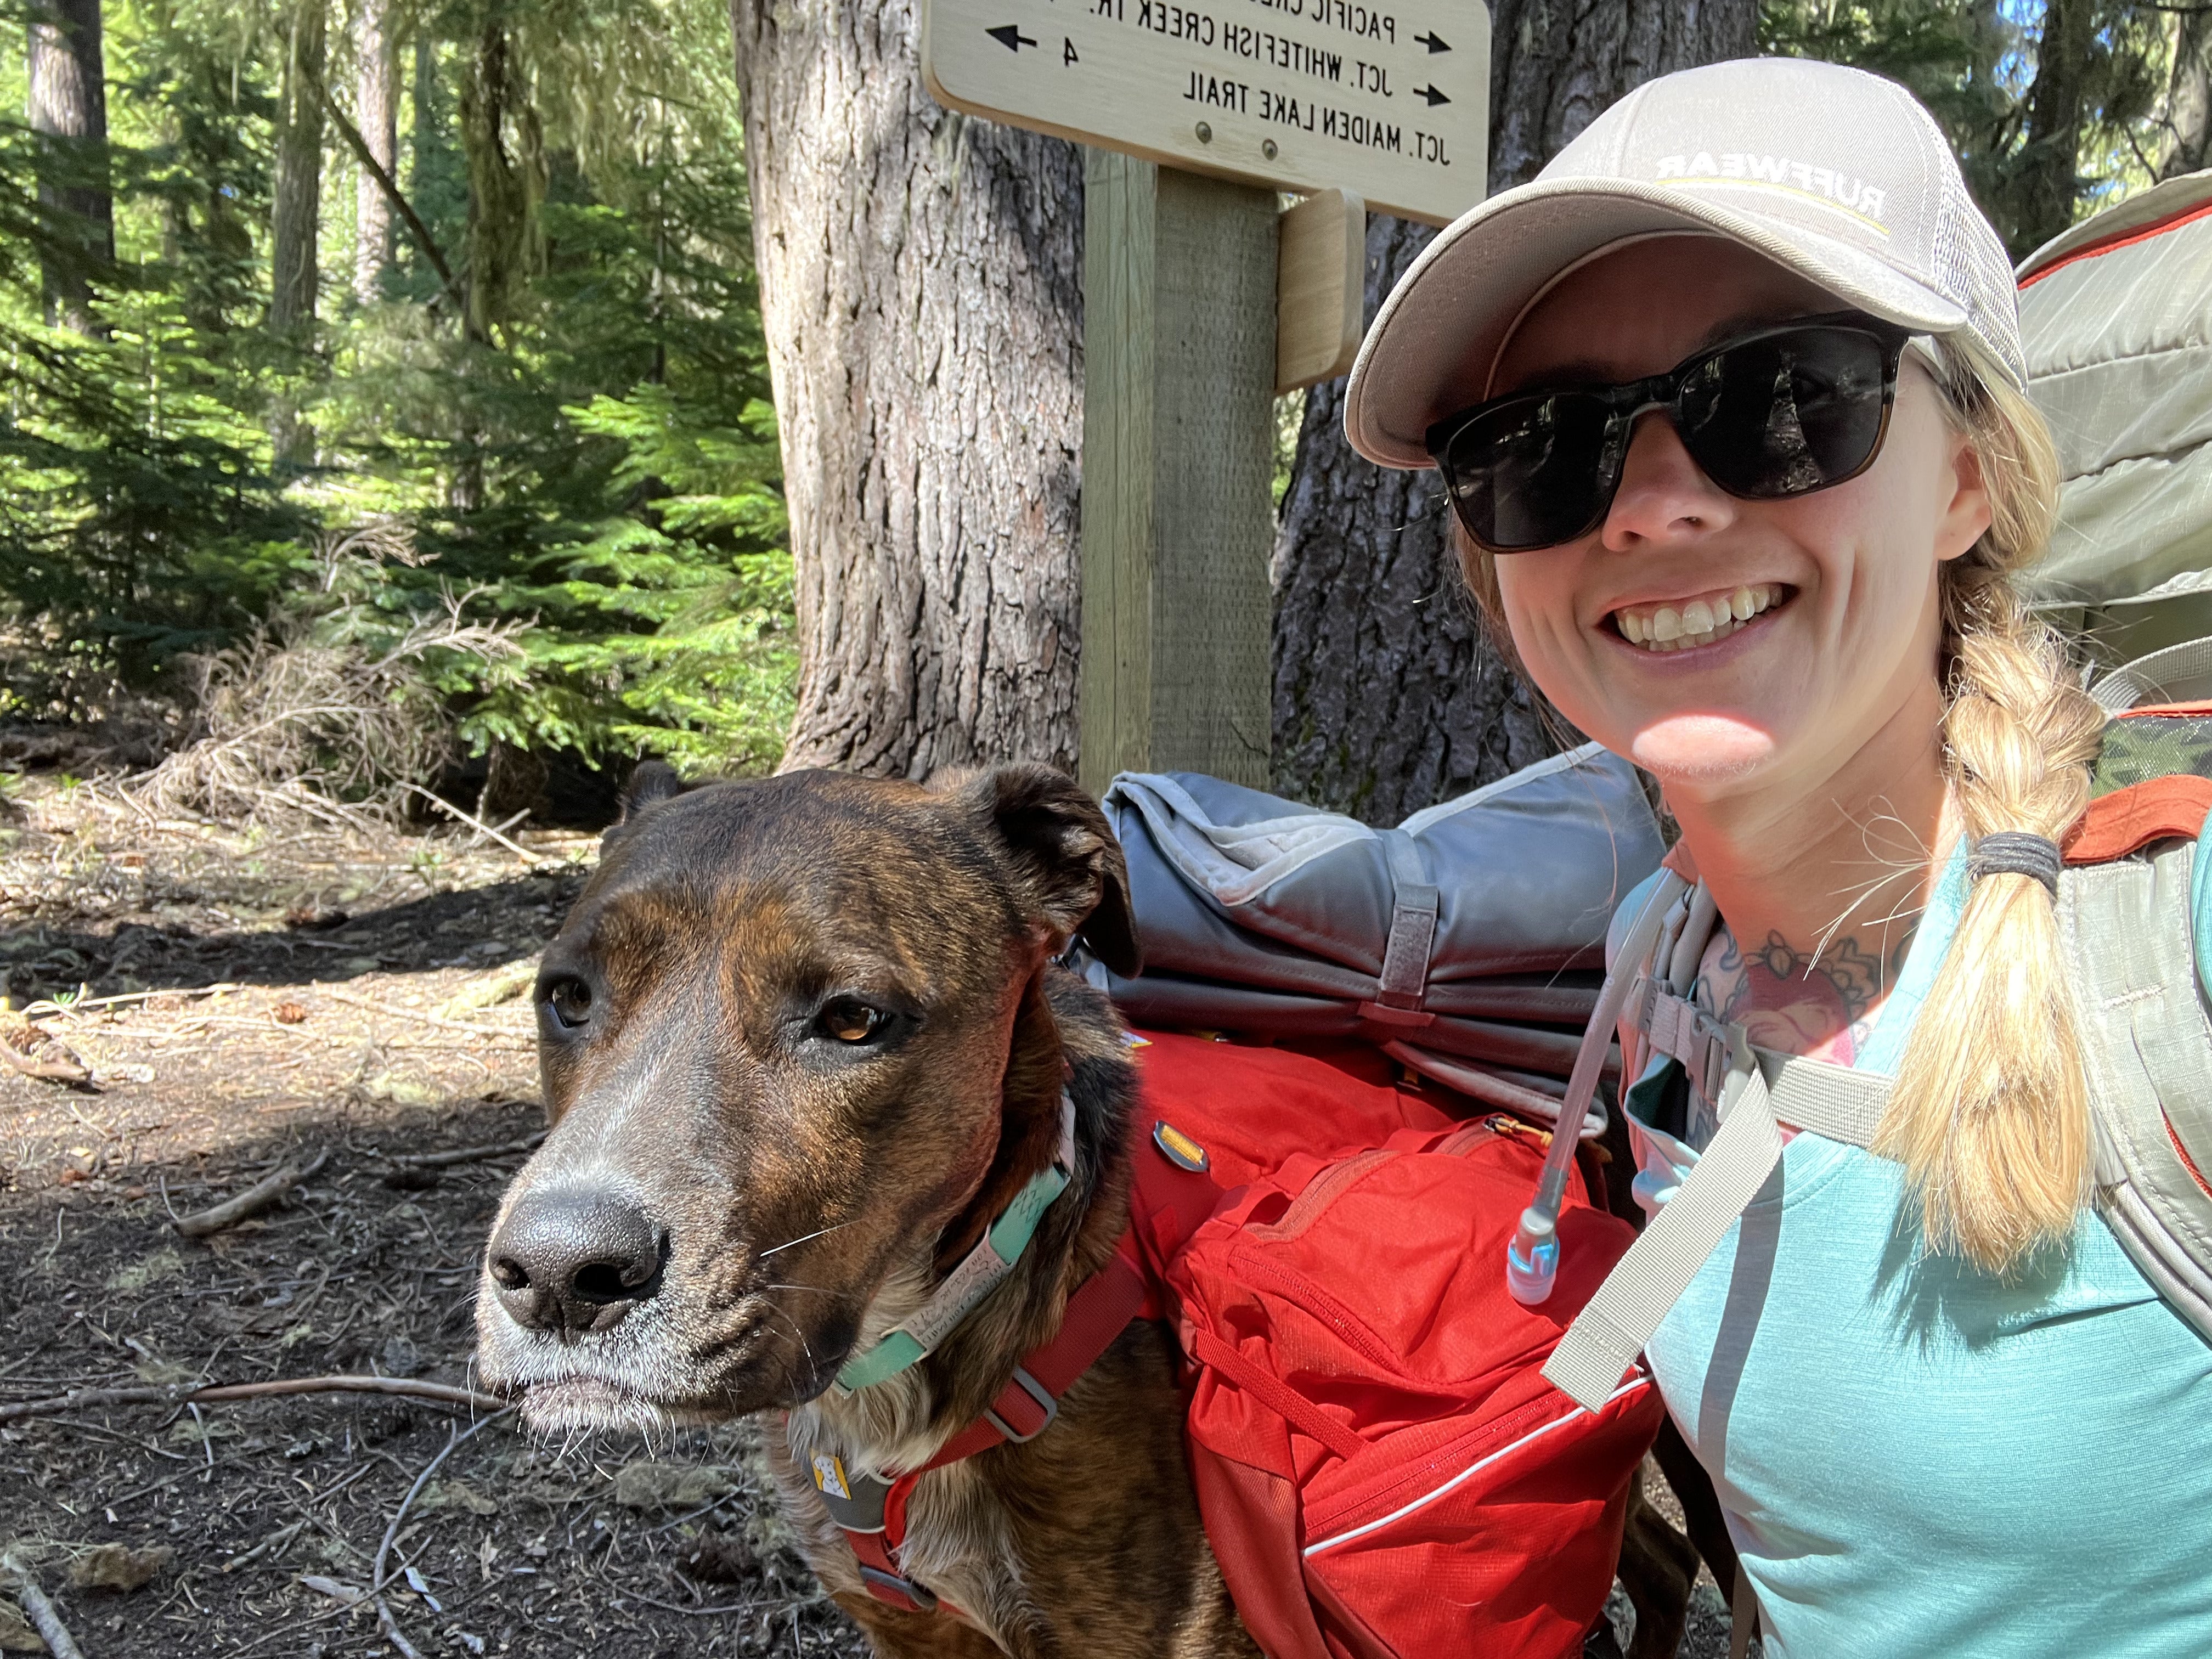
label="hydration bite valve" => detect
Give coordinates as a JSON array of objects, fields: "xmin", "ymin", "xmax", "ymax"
[{"xmin": 1506, "ymin": 1205, "xmax": 1560, "ymax": 1305}]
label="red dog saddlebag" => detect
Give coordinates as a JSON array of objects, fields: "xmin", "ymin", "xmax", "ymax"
[{"xmin": 1125, "ymin": 1031, "xmax": 1662, "ymax": 1659}]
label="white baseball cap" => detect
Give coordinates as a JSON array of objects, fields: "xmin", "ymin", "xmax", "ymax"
[{"xmin": 1342, "ymin": 57, "xmax": 2025, "ymax": 471}]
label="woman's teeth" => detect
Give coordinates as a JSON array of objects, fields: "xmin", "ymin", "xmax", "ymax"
[{"xmin": 1612, "ymin": 583, "xmax": 1783, "ymax": 652}]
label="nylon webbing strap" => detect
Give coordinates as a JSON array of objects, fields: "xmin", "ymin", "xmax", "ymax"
[
  {"xmin": 1544, "ymin": 1046, "xmax": 1786, "ymax": 1412},
  {"xmin": 1373, "ymin": 830, "xmax": 1440, "ymax": 1011},
  {"xmin": 1545, "ymin": 1042, "xmax": 1898, "ymax": 1412},
  {"xmin": 1757, "ymin": 1048, "xmax": 1891, "ymax": 1148}
]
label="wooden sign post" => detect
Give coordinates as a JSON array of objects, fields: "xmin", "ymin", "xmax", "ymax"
[{"xmin": 922, "ymin": 0, "xmax": 1488, "ymax": 792}]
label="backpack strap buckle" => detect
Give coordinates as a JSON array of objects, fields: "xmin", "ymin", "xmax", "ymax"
[
  {"xmin": 981, "ymin": 1365, "xmax": 1058, "ymax": 1444},
  {"xmin": 1633, "ymin": 975, "xmax": 1738, "ymax": 1107}
]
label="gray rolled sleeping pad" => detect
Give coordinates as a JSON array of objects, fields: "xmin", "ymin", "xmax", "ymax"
[{"xmin": 1082, "ymin": 741, "xmax": 1667, "ymax": 1135}]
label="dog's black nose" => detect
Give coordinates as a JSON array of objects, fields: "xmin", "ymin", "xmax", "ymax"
[{"xmin": 487, "ymin": 1190, "xmax": 665, "ymax": 1340}]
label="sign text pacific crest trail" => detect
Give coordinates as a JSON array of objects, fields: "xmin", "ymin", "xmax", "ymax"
[{"xmin": 924, "ymin": 0, "xmax": 1489, "ymax": 224}]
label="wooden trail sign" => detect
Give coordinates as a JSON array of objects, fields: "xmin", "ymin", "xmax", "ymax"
[
  {"xmin": 924, "ymin": 0, "xmax": 1488, "ymax": 225},
  {"xmin": 919, "ymin": 0, "xmax": 1487, "ymax": 791}
]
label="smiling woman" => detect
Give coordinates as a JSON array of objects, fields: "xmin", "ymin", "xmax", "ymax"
[{"xmin": 1341, "ymin": 55, "xmax": 2212, "ymax": 1659}]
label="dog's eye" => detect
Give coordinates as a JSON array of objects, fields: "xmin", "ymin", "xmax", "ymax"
[
  {"xmin": 542, "ymin": 978, "xmax": 593, "ymax": 1031},
  {"xmin": 815, "ymin": 998, "xmax": 889, "ymax": 1045}
]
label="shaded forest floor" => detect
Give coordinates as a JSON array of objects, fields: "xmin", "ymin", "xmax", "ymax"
[
  {"xmin": 0, "ymin": 768, "xmax": 1737, "ymax": 1658},
  {"xmin": 0, "ymin": 774, "xmax": 867, "ymax": 1657}
]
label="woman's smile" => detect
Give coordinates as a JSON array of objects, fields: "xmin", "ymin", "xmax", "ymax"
[{"xmin": 1605, "ymin": 581, "xmax": 1793, "ymax": 652}]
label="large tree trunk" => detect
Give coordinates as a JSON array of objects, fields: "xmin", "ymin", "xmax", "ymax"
[
  {"xmin": 459, "ymin": 20, "xmax": 543, "ymax": 345},
  {"xmin": 269, "ymin": 0, "xmax": 326, "ymax": 334},
  {"xmin": 2014, "ymin": 0, "xmax": 2094, "ymax": 255},
  {"xmin": 26, "ymin": 0, "xmax": 112, "ymax": 332},
  {"xmin": 2160, "ymin": 9, "xmax": 2212, "ymax": 180},
  {"xmin": 1269, "ymin": 0, "xmax": 1759, "ymax": 823},
  {"xmin": 353, "ymin": 0, "xmax": 397, "ymax": 303},
  {"xmin": 727, "ymin": 0, "xmax": 1086, "ymax": 778}
]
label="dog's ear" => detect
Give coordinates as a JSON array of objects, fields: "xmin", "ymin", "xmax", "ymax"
[
  {"xmin": 602, "ymin": 760, "xmax": 690, "ymax": 848},
  {"xmin": 966, "ymin": 764, "xmax": 1142, "ymax": 977}
]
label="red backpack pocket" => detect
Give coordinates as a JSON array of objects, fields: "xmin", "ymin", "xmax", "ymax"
[{"xmin": 1136, "ymin": 1037, "xmax": 1663, "ymax": 1659}]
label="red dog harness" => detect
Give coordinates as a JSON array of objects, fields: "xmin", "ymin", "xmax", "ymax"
[{"xmin": 804, "ymin": 1250, "xmax": 1153, "ymax": 1613}]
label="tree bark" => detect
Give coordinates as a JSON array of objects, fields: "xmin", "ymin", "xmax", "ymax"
[
  {"xmin": 1269, "ymin": 0, "xmax": 1759, "ymax": 823},
  {"xmin": 2160, "ymin": 9, "xmax": 2212, "ymax": 181},
  {"xmin": 353, "ymin": 0, "xmax": 397, "ymax": 303},
  {"xmin": 26, "ymin": 0, "xmax": 112, "ymax": 332},
  {"xmin": 269, "ymin": 0, "xmax": 326, "ymax": 334},
  {"xmin": 459, "ymin": 20, "xmax": 543, "ymax": 344},
  {"xmin": 727, "ymin": 0, "xmax": 1086, "ymax": 779},
  {"xmin": 2014, "ymin": 0, "xmax": 2094, "ymax": 254}
]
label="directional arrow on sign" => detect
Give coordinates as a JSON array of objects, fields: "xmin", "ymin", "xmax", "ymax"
[
  {"xmin": 1414, "ymin": 30, "xmax": 1450, "ymax": 52},
  {"xmin": 1414, "ymin": 84, "xmax": 1450, "ymax": 105},
  {"xmin": 987, "ymin": 22, "xmax": 1037, "ymax": 49}
]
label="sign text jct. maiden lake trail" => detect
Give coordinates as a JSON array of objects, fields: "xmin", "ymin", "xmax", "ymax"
[{"xmin": 924, "ymin": 0, "xmax": 1489, "ymax": 223}]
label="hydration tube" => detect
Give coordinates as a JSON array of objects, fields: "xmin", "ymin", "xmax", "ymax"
[{"xmin": 1506, "ymin": 868, "xmax": 1690, "ymax": 1306}]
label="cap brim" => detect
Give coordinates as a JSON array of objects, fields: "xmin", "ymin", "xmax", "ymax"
[{"xmin": 1343, "ymin": 177, "xmax": 1971, "ymax": 470}]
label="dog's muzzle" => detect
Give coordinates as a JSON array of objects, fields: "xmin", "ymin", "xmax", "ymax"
[{"xmin": 486, "ymin": 1186, "xmax": 668, "ymax": 1342}]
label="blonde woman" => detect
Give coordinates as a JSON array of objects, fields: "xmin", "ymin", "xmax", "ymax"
[{"xmin": 1342, "ymin": 58, "xmax": 2212, "ymax": 1657}]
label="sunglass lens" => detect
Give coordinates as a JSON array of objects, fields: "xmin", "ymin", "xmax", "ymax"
[
  {"xmin": 1443, "ymin": 393, "xmax": 1617, "ymax": 551},
  {"xmin": 1679, "ymin": 328, "xmax": 1890, "ymax": 499}
]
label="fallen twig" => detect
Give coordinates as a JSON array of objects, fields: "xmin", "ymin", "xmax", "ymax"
[
  {"xmin": 385, "ymin": 1132, "xmax": 544, "ymax": 1170},
  {"xmin": 403, "ymin": 785, "xmax": 543, "ymax": 864},
  {"xmin": 0, "ymin": 1558, "xmax": 86, "ymax": 1659},
  {"xmin": 173, "ymin": 1148, "xmax": 331, "ymax": 1237},
  {"xmin": 374, "ymin": 1408, "xmax": 515, "ymax": 1659},
  {"xmin": 18, "ymin": 983, "xmax": 242, "ymax": 1019},
  {"xmin": 0, "ymin": 1033, "xmax": 92, "ymax": 1086},
  {"xmin": 0, "ymin": 1371, "xmax": 506, "ymax": 1424},
  {"xmin": 221, "ymin": 1517, "xmax": 308, "ymax": 1573},
  {"xmin": 312, "ymin": 985, "xmax": 532, "ymax": 1041}
]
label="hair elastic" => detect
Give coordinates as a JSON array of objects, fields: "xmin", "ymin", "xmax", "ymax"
[{"xmin": 1967, "ymin": 831, "xmax": 2062, "ymax": 897}]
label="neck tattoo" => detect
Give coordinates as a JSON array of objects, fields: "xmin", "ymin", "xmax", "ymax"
[{"xmin": 1692, "ymin": 921, "xmax": 1917, "ymax": 1068}]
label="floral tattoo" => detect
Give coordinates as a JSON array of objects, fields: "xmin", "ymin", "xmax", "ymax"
[{"xmin": 1692, "ymin": 922, "xmax": 1916, "ymax": 1066}]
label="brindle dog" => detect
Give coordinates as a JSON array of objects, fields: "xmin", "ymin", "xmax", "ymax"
[{"xmin": 475, "ymin": 762, "xmax": 1697, "ymax": 1659}]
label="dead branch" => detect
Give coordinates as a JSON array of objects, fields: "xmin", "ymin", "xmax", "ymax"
[
  {"xmin": 0, "ymin": 1559, "xmax": 86, "ymax": 1659},
  {"xmin": 173, "ymin": 1148, "xmax": 332, "ymax": 1237},
  {"xmin": 0, "ymin": 1035, "xmax": 91, "ymax": 1086},
  {"xmin": 313, "ymin": 985, "xmax": 533, "ymax": 1042},
  {"xmin": 373, "ymin": 1408, "xmax": 515, "ymax": 1659},
  {"xmin": 385, "ymin": 1132, "xmax": 545, "ymax": 1169},
  {"xmin": 0, "ymin": 1373, "xmax": 507, "ymax": 1425},
  {"xmin": 401, "ymin": 785, "xmax": 544, "ymax": 864}
]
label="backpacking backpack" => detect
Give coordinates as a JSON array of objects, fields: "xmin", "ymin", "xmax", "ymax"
[
  {"xmin": 1125, "ymin": 1030, "xmax": 1665, "ymax": 1659},
  {"xmin": 1542, "ymin": 703, "xmax": 2212, "ymax": 1412},
  {"xmin": 2018, "ymin": 167, "xmax": 2212, "ymax": 708}
]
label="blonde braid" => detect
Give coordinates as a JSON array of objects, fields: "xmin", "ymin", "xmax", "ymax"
[{"xmin": 1872, "ymin": 346, "xmax": 2107, "ymax": 1273}]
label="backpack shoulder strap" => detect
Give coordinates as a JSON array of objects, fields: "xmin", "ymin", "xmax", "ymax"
[
  {"xmin": 2060, "ymin": 839, "xmax": 2212, "ymax": 1345},
  {"xmin": 1549, "ymin": 815, "xmax": 2212, "ymax": 1413}
]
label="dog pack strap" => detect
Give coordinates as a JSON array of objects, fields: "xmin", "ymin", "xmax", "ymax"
[
  {"xmin": 1545, "ymin": 1039, "xmax": 1786, "ymax": 1412},
  {"xmin": 923, "ymin": 1252, "xmax": 1152, "ymax": 1468},
  {"xmin": 1365, "ymin": 828, "xmax": 1440, "ymax": 1017}
]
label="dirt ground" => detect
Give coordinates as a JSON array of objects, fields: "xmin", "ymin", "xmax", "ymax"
[
  {"xmin": 0, "ymin": 774, "xmax": 870, "ymax": 1658},
  {"xmin": 0, "ymin": 770, "xmax": 1739, "ymax": 1659}
]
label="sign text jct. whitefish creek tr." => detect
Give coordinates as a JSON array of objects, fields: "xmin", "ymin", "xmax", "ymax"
[{"xmin": 923, "ymin": 0, "xmax": 1489, "ymax": 224}]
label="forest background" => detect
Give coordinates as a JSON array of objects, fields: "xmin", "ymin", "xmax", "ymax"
[{"xmin": 1, "ymin": 0, "xmax": 2202, "ymax": 827}]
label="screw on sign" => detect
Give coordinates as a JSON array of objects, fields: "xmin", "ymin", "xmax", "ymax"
[{"xmin": 924, "ymin": 0, "xmax": 1488, "ymax": 224}]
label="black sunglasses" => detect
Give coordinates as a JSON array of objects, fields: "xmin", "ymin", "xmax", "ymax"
[{"xmin": 1425, "ymin": 312, "xmax": 1913, "ymax": 554}]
